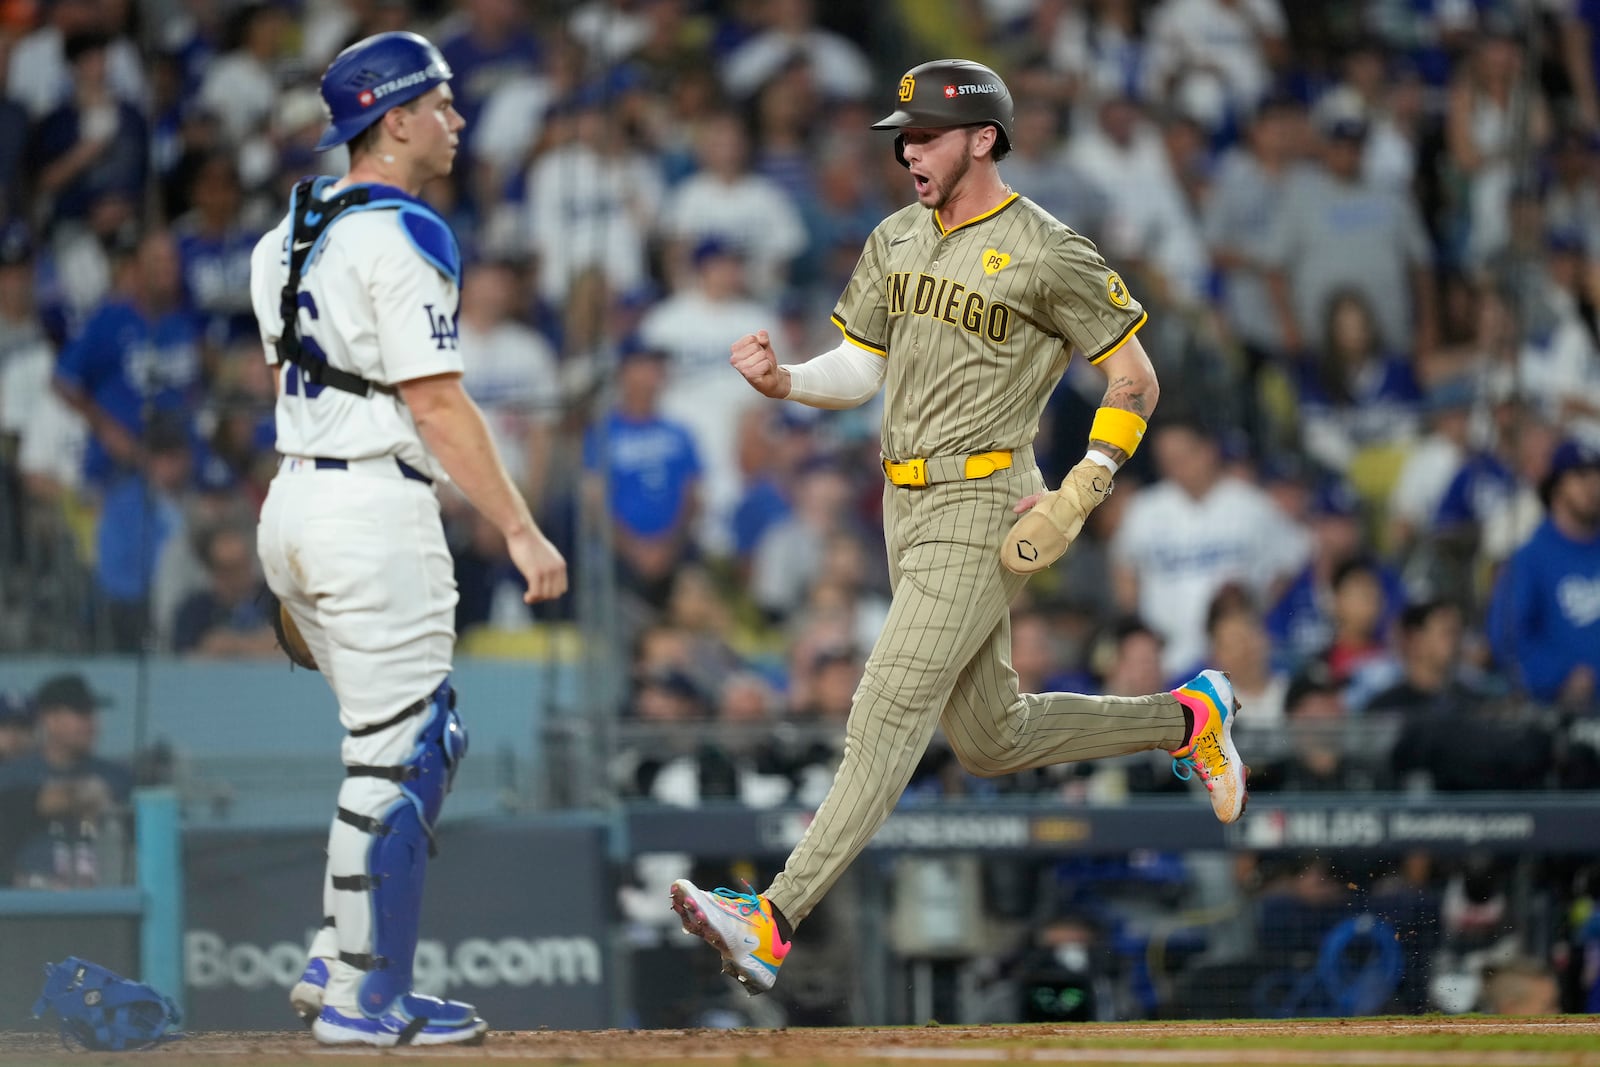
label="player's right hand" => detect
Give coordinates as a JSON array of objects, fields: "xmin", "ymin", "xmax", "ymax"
[
  {"xmin": 508, "ymin": 527, "xmax": 568, "ymax": 603},
  {"xmin": 730, "ymin": 330, "xmax": 791, "ymax": 399}
]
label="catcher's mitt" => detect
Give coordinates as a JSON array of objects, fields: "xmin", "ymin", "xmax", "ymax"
[
  {"xmin": 1001, "ymin": 457, "xmax": 1114, "ymax": 575},
  {"xmin": 266, "ymin": 589, "xmax": 318, "ymax": 670}
]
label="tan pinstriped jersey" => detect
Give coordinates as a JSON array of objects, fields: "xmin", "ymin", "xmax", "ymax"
[{"xmin": 832, "ymin": 193, "xmax": 1146, "ymax": 460}]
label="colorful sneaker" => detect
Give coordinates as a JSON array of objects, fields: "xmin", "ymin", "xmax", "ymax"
[
  {"xmin": 289, "ymin": 958, "xmax": 328, "ymax": 1025},
  {"xmin": 312, "ymin": 993, "xmax": 487, "ymax": 1047},
  {"xmin": 669, "ymin": 879, "xmax": 790, "ymax": 995},
  {"xmin": 1169, "ymin": 668, "xmax": 1248, "ymax": 823}
]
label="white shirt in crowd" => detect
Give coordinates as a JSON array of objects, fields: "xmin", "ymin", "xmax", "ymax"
[
  {"xmin": 664, "ymin": 173, "xmax": 806, "ymax": 299},
  {"xmin": 6, "ymin": 26, "xmax": 147, "ymax": 117},
  {"xmin": 1113, "ymin": 477, "xmax": 1311, "ymax": 673},
  {"xmin": 720, "ymin": 26, "xmax": 872, "ymax": 100},
  {"xmin": 459, "ymin": 320, "xmax": 560, "ymax": 490},
  {"xmin": 526, "ymin": 143, "xmax": 663, "ymax": 304},
  {"xmin": 640, "ymin": 289, "xmax": 778, "ymax": 555},
  {"xmin": 1146, "ymin": 0, "xmax": 1287, "ymax": 128}
]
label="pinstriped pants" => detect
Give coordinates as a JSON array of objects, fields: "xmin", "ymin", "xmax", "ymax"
[{"xmin": 765, "ymin": 464, "xmax": 1187, "ymax": 925}]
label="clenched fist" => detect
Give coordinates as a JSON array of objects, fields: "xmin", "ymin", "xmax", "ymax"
[{"xmin": 730, "ymin": 330, "xmax": 791, "ymax": 399}]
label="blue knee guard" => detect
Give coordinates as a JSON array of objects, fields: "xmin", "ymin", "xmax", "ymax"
[{"xmin": 337, "ymin": 678, "xmax": 468, "ymax": 1017}]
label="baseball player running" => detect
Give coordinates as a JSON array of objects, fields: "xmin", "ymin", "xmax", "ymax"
[
  {"xmin": 250, "ymin": 32, "xmax": 566, "ymax": 1046},
  {"xmin": 670, "ymin": 60, "xmax": 1247, "ymax": 995}
]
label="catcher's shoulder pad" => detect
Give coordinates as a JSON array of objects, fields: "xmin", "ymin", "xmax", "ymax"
[{"xmin": 396, "ymin": 204, "xmax": 461, "ymax": 287}]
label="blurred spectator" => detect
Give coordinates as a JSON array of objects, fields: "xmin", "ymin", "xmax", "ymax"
[
  {"xmin": 1045, "ymin": 0, "xmax": 1149, "ymax": 105},
  {"xmin": 1000, "ymin": 99, "xmax": 1109, "ymax": 238},
  {"xmin": 0, "ymin": 673, "xmax": 133, "ymax": 888},
  {"xmin": 1265, "ymin": 99, "xmax": 1435, "ymax": 359},
  {"xmin": 1205, "ymin": 584, "xmax": 1288, "ymax": 726},
  {"xmin": 1387, "ymin": 376, "xmax": 1476, "ymax": 553},
  {"xmin": 0, "ymin": 63, "xmax": 27, "ymax": 219},
  {"xmin": 1066, "ymin": 94, "xmax": 1208, "ymax": 305},
  {"xmin": 720, "ymin": 0, "xmax": 872, "ymax": 102},
  {"xmin": 1251, "ymin": 664, "xmax": 1382, "ymax": 793},
  {"xmin": 170, "ymin": 525, "xmax": 276, "ymax": 658},
  {"xmin": 1488, "ymin": 440, "xmax": 1600, "ymax": 709},
  {"xmin": 582, "ymin": 340, "xmax": 701, "ymax": 608},
  {"xmin": 32, "ymin": 31, "xmax": 150, "ymax": 229},
  {"xmin": 1113, "ymin": 419, "xmax": 1310, "ymax": 674},
  {"xmin": 1318, "ymin": 556, "xmax": 1394, "ymax": 693},
  {"xmin": 0, "ymin": 692, "xmax": 33, "ymax": 765},
  {"xmin": 6, "ymin": 0, "xmax": 147, "ymax": 119},
  {"xmin": 1542, "ymin": 129, "xmax": 1600, "ymax": 258},
  {"xmin": 1296, "ymin": 289, "xmax": 1423, "ymax": 474},
  {"xmin": 0, "ymin": 223, "xmax": 85, "ymax": 503},
  {"xmin": 1267, "ymin": 480, "xmax": 1403, "ymax": 669},
  {"xmin": 568, "ymin": 0, "xmax": 653, "ymax": 65},
  {"xmin": 196, "ymin": 3, "xmax": 290, "ymax": 146},
  {"xmin": 641, "ymin": 238, "xmax": 778, "ymax": 554},
  {"xmin": 173, "ymin": 152, "xmax": 264, "ymax": 352},
  {"xmin": 1204, "ymin": 96, "xmax": 1301, "ymax": 391},
  {"xmin": 526, "ymin": 93, "xmax": 663, "ymax": 305},
  {"xmin": 751, "ymin": 463, "xmax": 859, "ymax": 622},
  {"xmin": 1446, "ymin": 28, "xmax": 1551, "ymax": 268},
  {"xmin": 730, "ymin": 405, "xmax": 800, "ymax": 564},
  {"xmin": 92, "ymin": 415, "xmax": 192, "ymax": 651},
  {"xmin": 1145, "ymin": 0, "xmax": 1288, "ymax": 133},
  {"xmin": 1500, "ymin": 228, "xmax": 1600, "ymax": 448},
  {"xmin": 54, "ymin": 228, "xmax": 200, "ymax": 491},
  {"xmin": 663, "ymin": 110, "xmax": 806, "ymax": 298},
  {"xmin": 459, "ymin": 257, "xmax": 560, "ymax": 504},
  {"xmin": 1366, "ymin": 600, "xmax": 1485, "ymax": 716}
]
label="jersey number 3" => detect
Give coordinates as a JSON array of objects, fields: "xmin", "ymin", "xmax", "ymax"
[{"xmin": 283, "ymin": 292, "xmax": 328, "ymax": 399}]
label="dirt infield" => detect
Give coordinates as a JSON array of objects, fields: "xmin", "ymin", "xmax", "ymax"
[{"xmin": 4, "ymin": 1017, "xmax": 1599, "ymax": 1067}]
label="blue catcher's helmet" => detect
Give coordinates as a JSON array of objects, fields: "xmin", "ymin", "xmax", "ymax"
[{"xmin": 315, "ymin": 31, "xmax": 452, "ymax": 152}]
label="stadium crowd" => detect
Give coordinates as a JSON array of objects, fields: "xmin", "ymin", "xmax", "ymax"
[{"xmin": 0, "ymin": 0, "xmax": 1598, "ymax": 1022}]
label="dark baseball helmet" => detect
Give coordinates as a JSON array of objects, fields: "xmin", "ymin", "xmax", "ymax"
[
  {"xmin": 315, "ymin": 31, "xmax": 453, "ymax": 152},
  {"xmin": 872, "ymin": 59, "xmax": 1014, "ymax": 168}
]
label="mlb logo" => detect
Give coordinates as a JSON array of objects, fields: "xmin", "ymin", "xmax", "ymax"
[
  {"xmin": 944, "ymin": 84, "xmax": 957, "ymax": 98},
  {"xmin": 358, "ymin": 90, "xmax": 375, "ymax": 107}
]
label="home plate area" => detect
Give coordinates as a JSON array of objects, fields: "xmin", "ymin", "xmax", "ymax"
[{"xmin": 5, "ymin": 1018, "xmax": 1600, "ymax": 1066}]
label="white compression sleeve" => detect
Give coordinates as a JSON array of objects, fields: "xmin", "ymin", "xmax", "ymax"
[{"xmin": 782, "ymin": 341, "xmax": 887, "ymax": 409}]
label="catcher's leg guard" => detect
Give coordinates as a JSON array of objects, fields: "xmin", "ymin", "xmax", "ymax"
[{"xmin": 325, "ymin": 678, "xmax": 469, "ymax": 1018}]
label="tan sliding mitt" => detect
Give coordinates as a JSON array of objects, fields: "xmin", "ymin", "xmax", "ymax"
[{"xmin": 1000, "ymin": 457, "xmax": 1114, "ymax": 575}]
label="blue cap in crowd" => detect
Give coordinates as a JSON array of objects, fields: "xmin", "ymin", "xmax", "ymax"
[
  {"xmin": 1541, "ymin": 440, "xmax": 1600, "ymax": 506},
  {"xmin": 1311, "ymin": 480, "xmax": 1362, "ymax": 520},
  {"xmin": 691, "ymin": 236, "xmax": 744, "ymax": 267}
]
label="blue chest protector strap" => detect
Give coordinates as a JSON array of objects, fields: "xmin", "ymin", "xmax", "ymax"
[{"xmin": 278, "ymin": 177, "xmax": 391, "ymax": 398}]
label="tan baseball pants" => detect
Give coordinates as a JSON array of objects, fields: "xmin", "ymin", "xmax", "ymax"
[{"xmin": 765, "ymin": 459, "xmax": 1187, "ymax": 925}]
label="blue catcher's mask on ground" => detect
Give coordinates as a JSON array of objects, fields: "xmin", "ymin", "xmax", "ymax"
[{"xmin": 32, "ymin": 957, "xmax": 183, "ymax": 1051}]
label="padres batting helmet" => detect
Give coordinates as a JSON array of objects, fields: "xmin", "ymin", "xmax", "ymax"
[
  {"xmin": 315, "ymin": 31, "xmax": 453, "ymax": 152},
  {"xmin": 872, "ymin": 59, "xmax": 1014, "ymax": 168}
]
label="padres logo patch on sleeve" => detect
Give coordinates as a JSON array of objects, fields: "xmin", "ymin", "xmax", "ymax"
[{"xmin": 1106, "ymin": 272, "xmax": 1130, "ymax": 308}]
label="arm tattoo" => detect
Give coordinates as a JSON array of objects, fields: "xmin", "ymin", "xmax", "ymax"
[{"xmin": 1088, "ymin": 375, "xmax": 1149, "ymax": 465}]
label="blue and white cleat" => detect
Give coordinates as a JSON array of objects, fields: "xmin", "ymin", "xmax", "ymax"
[
  {"xmin": 312, "ymin": 993, "xmax": 488, "ymax": 1047},
  {"xmin": 289, "ymin": 958, "xmax": 327, "ymax": 1026},
  {"xmin": 1169, "ymin": 668, "xmax": 1248, "ymax": 823}
]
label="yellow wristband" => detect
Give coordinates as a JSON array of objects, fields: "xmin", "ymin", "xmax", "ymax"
[{"xmin": 1089, "ymin": 407, "xmax": 1148, "ymax": 458}]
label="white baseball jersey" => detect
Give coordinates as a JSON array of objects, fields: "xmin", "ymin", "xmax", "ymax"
[{"xmin": 250, "ymin": 182, "xmax": 464, "ymax": 480}]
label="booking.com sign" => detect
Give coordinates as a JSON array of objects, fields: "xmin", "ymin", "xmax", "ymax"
[{"xmin": 185, "ymin": 930, "xmax": 603, "ymax": 993}]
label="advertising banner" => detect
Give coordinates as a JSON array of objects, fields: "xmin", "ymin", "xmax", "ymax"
[{"xmin": 184, "ymin": 819, "xmax": 611, "ymax": 1030}]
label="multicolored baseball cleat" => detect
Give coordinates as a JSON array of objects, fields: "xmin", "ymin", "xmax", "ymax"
[
  {"xmin": 1169, "ymin": 668, "xmax": 1248, "ymax": 823},
  {"xmin": 312, "ymin": 993, "xmax": 487, "ymax": 1047},
  {"xmin": 669, "ymin": 879, "xmax": 790, "ymax": 995},
  {"xmin": 289, "ymin": 958, "xmax": 328, "ymax": 1025}
]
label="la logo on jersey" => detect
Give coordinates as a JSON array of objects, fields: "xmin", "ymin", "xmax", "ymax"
[{"xmin": 425, "ymin": 303, "xmax": 459, "ymax": 350}]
